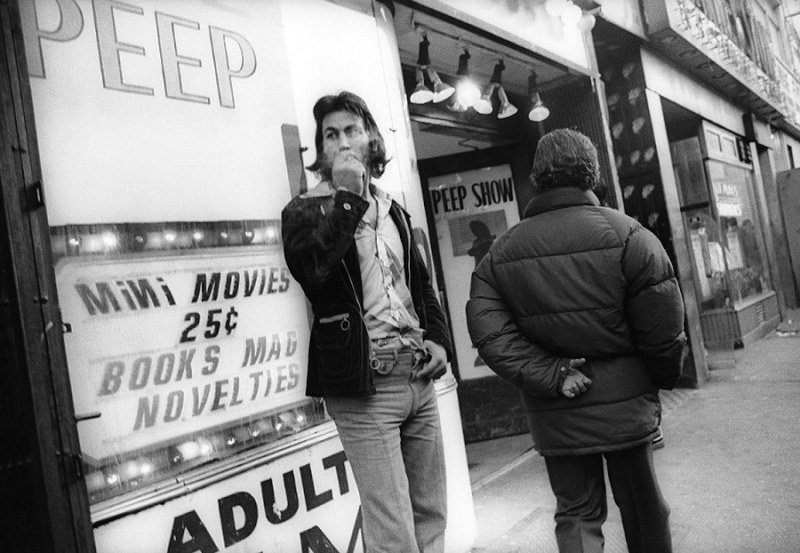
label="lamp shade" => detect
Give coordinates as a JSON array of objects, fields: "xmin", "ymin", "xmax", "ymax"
[
  {"xmin": 496, "ymin": 86, "xmax": 518, "ymax": 119},
  {"xmin": 528, "ymin": 96, "xmax": 550, "ymax": 122},
  {"xmin": 410, "ymin": 68, "xmax": 433, "ymax": 104},
  {"xmin": 472, "ymin": 83, "xmax": 495, "ymax": 114},
  {"xmin": 428, "ymin": 67, "xmax": 454, "ymax": 102}
]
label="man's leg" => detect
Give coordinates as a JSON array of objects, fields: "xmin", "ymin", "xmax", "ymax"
[
  {"xmin": 325, "ymin": 378, "xmax": 418, "ymax": 553},
  {"xmin": 400, "ymin": 378, "xmax": 447, "ymax": 553},
  {"xmin": 604, "ymin": 443, "xmax": 672, "ymax": 553},
  {"xmin": 544, "ymin": 453, "xmax": 607, "ymax": 553}
]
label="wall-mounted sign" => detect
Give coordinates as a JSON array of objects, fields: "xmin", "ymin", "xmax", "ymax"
[
  {"xmin": 712, "ymin": 180, "xmax": 742, "ymax": 217},
  {"xmin": 58, "ymin": 244, "xmax": 309, "ymax": 462},
  {"xmin": 93, "ymin": 436, "xmax": 364, "ymax": 553}
]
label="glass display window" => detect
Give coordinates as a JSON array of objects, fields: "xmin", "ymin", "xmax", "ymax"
[
  {"xmin": 706, "ymin": 160, "xmax": 772, "ymax": 307},
  {"xmin": 22, "ymin": 0, "xmax": 410, "ymax": 511},
  {"xmin": 673, "ymin": 123, "xmax": 773, "ymax": 314}
]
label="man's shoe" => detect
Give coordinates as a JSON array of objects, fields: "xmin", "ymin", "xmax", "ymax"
[{"xmin": 652, "ymin": 427, "xmax": 665, "ymax": 450}]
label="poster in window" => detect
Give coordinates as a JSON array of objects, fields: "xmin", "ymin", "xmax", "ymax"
[{"xmin": 428, "ymin": 165, "xmax": 519, "ymax": 380}]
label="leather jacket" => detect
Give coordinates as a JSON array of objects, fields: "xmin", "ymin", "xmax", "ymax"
[{"xmin": 281, "ymin": 187, "xmax": 452, "ymax": 397}]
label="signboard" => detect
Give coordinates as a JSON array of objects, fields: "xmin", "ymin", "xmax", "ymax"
[
  {"xmin": 712, "ymin": 180, "xmax": 742, "ymax": 217},
  {"xmin": 428, "ymin": 165, "xmax": 519, "ymax": 380},
  {"xmin": 93, "ymin": 436, "xmax": 365, "ymax": 553},
  {"xmin": 58, "ymin": 245, "xmax": 308, "ymax": 461}
]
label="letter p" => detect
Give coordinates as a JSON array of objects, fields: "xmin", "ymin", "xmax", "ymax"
[{"xmin": 20, "ymin": 0, "xmax": 84, "ymax": 78}]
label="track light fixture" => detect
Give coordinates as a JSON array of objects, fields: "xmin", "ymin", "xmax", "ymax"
[
  {"xmin": 472, "ymin": 59, "xmax": 504, "ymax": 115},
  {"xmin": 410, "ymin": 35, "xmax": 434, "ymax": 104},
  {"xmin": 490, "ymin": 61, "xmax": 518, "ymax": 119},
  {"xmin": 527, "ymin": 71, "xmax": 550, "ymax": 122}
]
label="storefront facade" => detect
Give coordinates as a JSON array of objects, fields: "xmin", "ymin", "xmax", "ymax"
[
  {"xmin": 592, "ymin": 0, "xmax": 800, "ymax": 378},
  {"xmin": 3, "ymin": 1, "xmax": 482, "ymax": 551}
]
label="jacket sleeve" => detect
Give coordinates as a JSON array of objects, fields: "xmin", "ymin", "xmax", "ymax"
[
  {"xmin": 622, "ymin": 225, "xmax": 687, "ymax": 389},
  {"xmin": 281, "ymin": 190, "xmax": 369, "ymax": 290},
  {"xmin": 466, "ymin": 254, "xmax": 570, "ymax": 398},
  {"xmin": 417, "ymin": 252, "xmax": 454, "ymax": 361}
]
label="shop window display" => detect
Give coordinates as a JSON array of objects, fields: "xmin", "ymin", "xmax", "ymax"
[{"xmin": 673, "ymin": 138, "xmax": 771, "ymax": 312}]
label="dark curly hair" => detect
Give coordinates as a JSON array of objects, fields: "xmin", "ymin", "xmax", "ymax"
[
  {"xmin": 306, "ymin": 91, "xmax": 390, "ymax": 181},
  {"xmin": 530, "ymin": 128, "xmax": 600, "ymax": 193}
]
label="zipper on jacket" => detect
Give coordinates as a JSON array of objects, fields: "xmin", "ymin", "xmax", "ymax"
[
  {"xmin": 318, "ymin": 312, "xmax": 351, "ymax": 330},
  {"xmin": 341, "ymin": 260, "xmax": 378, "ymax": 392}
]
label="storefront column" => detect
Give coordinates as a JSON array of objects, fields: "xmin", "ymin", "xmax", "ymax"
[
  {"xmin": 645, "ymin": 89, "xmax": 708, "ymax": 384},
  {"xmin": 749, "ymin": 141, "xmax": 788, "ymax": 321}
]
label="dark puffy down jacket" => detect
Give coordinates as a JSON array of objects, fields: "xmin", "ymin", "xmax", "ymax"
[{"xmin": 466, "ymin": 187, "xmax": 686, "ymax": 456}]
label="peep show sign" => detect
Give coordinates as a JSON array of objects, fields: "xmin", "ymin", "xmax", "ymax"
[{"xmin": 428, "ymin": 165, "xmax": 519, "ymax": 380}]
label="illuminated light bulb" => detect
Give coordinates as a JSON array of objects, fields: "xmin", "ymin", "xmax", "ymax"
[
  {"xmin": 106, "ymin": 472, "xmax": 120, "ymax": 485},
  {"xmin": 139, "ymin": 462, "xmax": 153, "ymax": 475},
  {"xmin": 226, "ymin": 435, "xmax": 236, "ymax": 446},
  {"xmin": 101, "ymin": 232, "xmax": 117, "ymax": 248},
  {"xmin": 192, "ymin": 231, "xmax": 203, "ymax": 241},
  {"xmin": 294, "ymin": 410, "xmax": 306, "ymax": 424},
  {"xmin": 68, "ymin": 237, "xmax": 80, "ymax": 246},
  {"xmin": 220, "ymin": 231, "xmax": 229, "ymax": 239},
  {"xmin": 561, "ymin": 2, "xmax": 583, "ymax": 26},
  {"xmin": 455, "ymin": 79, "xmax": 480, "ymax": 107},
  {"xmin": 265, "ymin": 227, "xmax": 277, "ymax": 240},
  {"xmin": 164, "ymin": 231, "xmax": 176, "ymax": 243},
  {"xmin": 244, "ymin": 230, "xmax": 254, "ymax": 238},
  {"xmin": 198, "ymin": 440, "xmax": 213, "ymax": 456},
  {"xmin": 177, "ymin": 440, "xmax": 201, "ymax": 460},
  {"xmin": 121, "ymin": 461, "xmax": 140, "ymax": 479}
]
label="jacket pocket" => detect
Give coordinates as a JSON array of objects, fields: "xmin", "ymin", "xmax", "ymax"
[{"xmin": 313, "ymin": 303, "xmax": 363, "ymax": 381}]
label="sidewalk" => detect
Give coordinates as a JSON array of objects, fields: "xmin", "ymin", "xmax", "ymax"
[{"xmin": 465, "ymin": 318, "xmax": 800, "ymax": 552}]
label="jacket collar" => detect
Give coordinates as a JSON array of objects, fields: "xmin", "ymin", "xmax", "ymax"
[{"xmin": 523, "ymin": 187, "xmax": 600, "ymax": 218}]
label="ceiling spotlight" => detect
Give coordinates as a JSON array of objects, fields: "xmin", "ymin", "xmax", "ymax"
[
  {"xmin": 410, "ymin": 35, "xmax": 434, "ymax": 104},
  {"xmin": 497, "ymin": 85, "xmax": 518, "ymax": 119},
  {"xmin": 428, "ymin": 67, "xmax": 455, "ymax": 102},
  {"xmin": 455, "ymin": 48, "xmax": 480, "ymax": 108},
  {"xmin": 410, "ymin": 67, "xmax": 434, "ymax": 104},
  {"xmin": 527, "ymin": 71, "xmax": 550, "ymax": 122},
  {"xmin": 488, "ymin": 60, "xmax": 517, "ymax": 119},
  {"xmin": 473, "ymin": 83, "xmax": 495, "ymax": 114}
]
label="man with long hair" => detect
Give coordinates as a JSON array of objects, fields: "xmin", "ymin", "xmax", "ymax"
[
  {"xmin": 467, "ymin": 129, "xmax": 686, "ymax": 553},
  {"xmin": 281, "ymin": 91, "xmax": 452, "ymax": 553}
]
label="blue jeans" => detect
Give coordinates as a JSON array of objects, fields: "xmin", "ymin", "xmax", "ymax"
[{"xmin": 325, "ymin": 350, "xmax": 447, "ymax": 553}]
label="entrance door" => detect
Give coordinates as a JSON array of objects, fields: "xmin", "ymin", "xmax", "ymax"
[{"xmin": 418, "ymin": 145, "xmax": 532, "ymax": 442}]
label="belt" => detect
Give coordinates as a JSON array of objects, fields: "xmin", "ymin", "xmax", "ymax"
[{"xmin": 370, "ymin": 346, "xmax": 431, "ymax": 375}]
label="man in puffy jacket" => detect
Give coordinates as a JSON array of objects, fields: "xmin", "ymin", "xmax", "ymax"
[{"xmin": 466, "ymin": 128, "xmax": 686, "ymax": 553}]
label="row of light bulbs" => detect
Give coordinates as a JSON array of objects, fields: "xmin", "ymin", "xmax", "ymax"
[{"xmin": 409, "ymin": 35, "xmax": 550, "ymax": 122}]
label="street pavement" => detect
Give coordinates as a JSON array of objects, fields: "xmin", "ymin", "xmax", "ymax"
[{"xmin": 465, "ymin": 313, "xmax": 800, "ymax": 552}]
